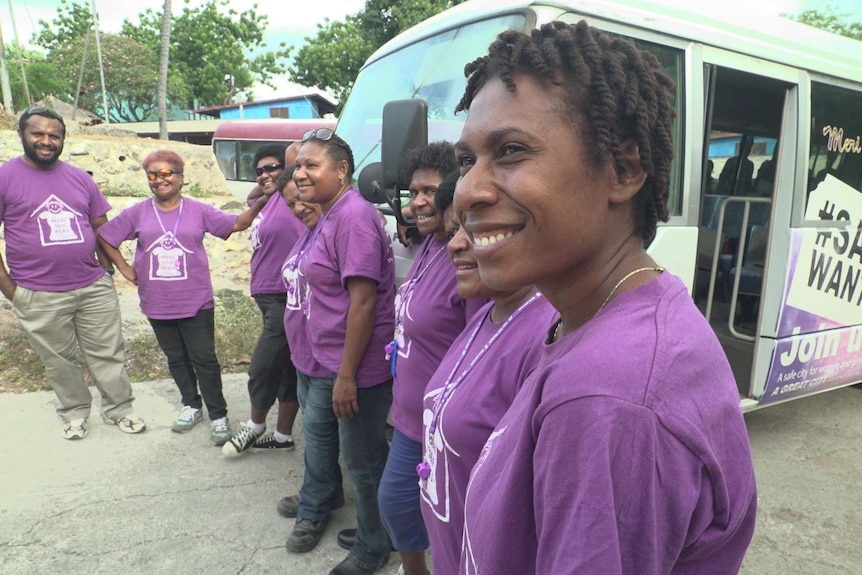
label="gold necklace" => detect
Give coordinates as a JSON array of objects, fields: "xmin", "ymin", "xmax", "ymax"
[{"xmin": 553, "ymin": 266, "xmax": 664, "ymax": 342}]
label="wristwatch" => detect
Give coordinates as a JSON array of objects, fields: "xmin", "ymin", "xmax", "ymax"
[{"xmin": 105, "ymin": 264, "xmax": 116, "ymax": 276}]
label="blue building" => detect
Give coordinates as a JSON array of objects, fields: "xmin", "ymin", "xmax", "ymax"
[{"xmin": 192, "ymin": 91, "xmax": 337, "ymax": 120}]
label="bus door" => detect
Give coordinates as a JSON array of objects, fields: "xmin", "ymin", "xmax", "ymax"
[{"xmin": 695, "ymin": 53, "xmax": 799, "ymax": 406}]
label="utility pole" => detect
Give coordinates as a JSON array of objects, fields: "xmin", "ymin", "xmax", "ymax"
[
  {"xmin": 0, "ymin": 18, "xmax": 14, "ymax": 112},
  {"xmin": 8, "ymin": 0, "xmax": 30, "ymax": 107},
  {"xmin": 90, "ymin": 0, "xmax": 110, "ymax": 124}
]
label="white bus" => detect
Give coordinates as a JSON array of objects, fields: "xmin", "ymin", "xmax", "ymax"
[{"xmin": 337, "ymin": 0, "xmax": 862, "ymax": 411}]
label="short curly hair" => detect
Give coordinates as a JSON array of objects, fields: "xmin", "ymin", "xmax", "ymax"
[
  {"xmin": 434, "ymin": 169, "xmax": 460, "ymax": 214},
  {"xmin": 456, "ymin": 20, "xmax": 676, "ymax": 241},
  {"xmin": 253, "ymin": 144, "xmax": 287, "ymax": 169},
  {"xmin": 141, "ymin": 149, "xmax": 184, "ymax": 172},
  {"xmin": 400, "ymin": 141, "xmax": 458, "ymax": 187}
]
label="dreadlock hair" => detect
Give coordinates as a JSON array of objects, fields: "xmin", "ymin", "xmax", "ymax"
[
  {"xmin": 435, "ymin": 169, "xmax": 460, "ymax": 214},
  {"xmin": 455, "ymin": 20, "xmax": 676, "ymax": 241},
  {"xmin": 400, "ymin": 141, "xmax": 458, "ymax": 188}
]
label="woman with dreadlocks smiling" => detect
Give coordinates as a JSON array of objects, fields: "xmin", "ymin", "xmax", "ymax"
[{"xmin": 452, "ymin": 21, "xmax": 757, "ymax": 574}]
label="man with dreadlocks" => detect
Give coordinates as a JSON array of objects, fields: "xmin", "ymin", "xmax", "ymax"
[{"xmin": 451, "ymin": 20, "xmax": 757, "ymax": 574}]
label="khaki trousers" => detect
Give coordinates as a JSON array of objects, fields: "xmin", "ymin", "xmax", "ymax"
[{"xmin": 12, "ymin": 273, "xmax": 135, "ymax": 422}]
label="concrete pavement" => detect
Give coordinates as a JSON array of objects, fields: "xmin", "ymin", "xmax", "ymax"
[{"xmin": 1, "ymin": 375, "xmax": 861, "ymax": 574}]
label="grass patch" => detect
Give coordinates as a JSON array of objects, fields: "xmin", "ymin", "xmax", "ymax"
[{"xmin": 0, "ymin": 290, "xmax": 261, "ymax": 392}]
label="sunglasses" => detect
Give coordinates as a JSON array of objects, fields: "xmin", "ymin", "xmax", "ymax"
[
  {"xmin": 255, "ymin": 163, "xmax": 284, "ymax": 177},
  {"xmin": 302, "ymin": 128, "xmax": 334, "ymax": 142},
  {"xmin": 23, "ymin": 106, "xmax": 64, "ymax": 123},
  {"xmin": 146, "ymin": 168, "xmax": 183, "ymax": 181}
]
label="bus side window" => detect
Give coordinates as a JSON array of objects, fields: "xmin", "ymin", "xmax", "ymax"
[{"xmin": 807, "ymin": 82, "xmax": 862, "ymax": 198}]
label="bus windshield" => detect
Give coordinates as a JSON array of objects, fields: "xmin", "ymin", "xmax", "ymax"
[{"xmin": 337, "ymin": 13, "xmax": 527, "ymax": 177}]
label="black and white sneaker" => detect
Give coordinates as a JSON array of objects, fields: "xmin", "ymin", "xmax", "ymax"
[
  {"xmin": 253, "ymin": 431, "xmax": 295, "ymax": 451},
  {"xmin": 221, "ymin": 424, "xmax": 260, "ymax": 457}
]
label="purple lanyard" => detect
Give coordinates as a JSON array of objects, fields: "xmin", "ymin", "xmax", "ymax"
[
  {"xmin": 394, "ymin": 240, "xmax": 448, "ymax": 329},
  {"xmin": 427, "ymin": 291, "xmax": 542, "ymax": 436},
  {"xmin": 151, "ymin": 198, "xmax": 183, "ymax": 245}
]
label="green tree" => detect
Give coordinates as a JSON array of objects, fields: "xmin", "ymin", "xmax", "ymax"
[
  {"xmin": 2, "ymin": 46, "xmax": 67, "ymax": 109},
  {"xmin": 50, "ymin": 33, "xmax": 191, "ymax": 122},
  {"xmin": 787, "ymin": 4, "xmax": 862, "ymax": 40},
  {"xmin": 32, "ymin": 0, "xmax": 93, "ymax": 53},
  {"xmin": 291, "ymin": 0, "xmax": 466, "ymax": 110},
  {"xmin": 123, "ymin": 0, "xmax": 291, "ymax": 108}
]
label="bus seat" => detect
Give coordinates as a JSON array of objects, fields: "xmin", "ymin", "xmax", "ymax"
[{"xmin": 729, "ymin": 224, "xmax": 768, "ymax": 296}]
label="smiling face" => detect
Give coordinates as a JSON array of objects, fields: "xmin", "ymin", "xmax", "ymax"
[
  {"xmin": 409, "ymin": 167, "xmax": 446, "ymax": 239},
  {"xmin": 283, "ymin": 179, "xmax": 323, "ymax": 229},
  {"xmin": 453, "ymin": 73, "xmax": 636, "ymax": 296},
  {"xmin": 145, "ymin": 160, "xmax": 183, "ymax": 205},
  {"xmin": 255, "ymin": 155, "xmax": 284, "ymax": 195},
  {"xmin": 19, "ymin": 115, "xmax": 65, "ymax": 168},
  {"xmin": 294, "ymin": 140, "xmax": 349, "ymax": 211}
]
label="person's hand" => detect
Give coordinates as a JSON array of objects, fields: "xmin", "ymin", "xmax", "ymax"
[
  {"xmin": 1, "ymin": 283, "xmax": 16, "ymax": 302},
  {"xmin": 119, "ymin": 265, "xmax": 138, "ymax": 286},
  {"xmin": 333, "ymin": 373, "xmax": 359, "ymax": 419},
  {"xmin": 397, "ymin": 223, "xmax": 411, "ymax": 247}
]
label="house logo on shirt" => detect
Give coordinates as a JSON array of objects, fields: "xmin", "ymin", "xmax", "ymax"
[
  {"xmin": 249, "ymin": 213, "xmax": 263, "ymax": 251},
  {"xmin": 282, "ymin": 254, "xmax": 310, "ymax": 317},
  {"xmin": 394, "ymin": 285, "xmax": 416, "ymax": 359},
  {"xmin": 146, "ymin": 232, "xmax": 193, "ymax": 281},
  {"xmin": 30, "ymin": 194, "xmax": 85, "ymax": 246}
]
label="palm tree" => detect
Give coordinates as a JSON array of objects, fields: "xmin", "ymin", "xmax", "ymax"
[{"xmin": 158, "ymin": 0, "xmax": 171, "ymax": 139}]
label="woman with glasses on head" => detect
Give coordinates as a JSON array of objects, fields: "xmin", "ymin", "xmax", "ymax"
[
  {"xmin": 453, "ymin": 21, "xmax": 756, "ymax": 574},
  {"xmin": 281, "ymin": 128, "xmax": 395, "ymax": 575},
  {"xmin": 97, "ymin": 149, "xmax": 269, "ymax": 446},
  {"xmin": 222, "ymin": 143, "xmax": 305, "ymax": 457}
]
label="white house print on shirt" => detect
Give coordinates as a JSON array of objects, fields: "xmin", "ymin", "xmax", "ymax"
[
  {"xmin": 29, "ymin": 194, "xmax": 85, "ymax": 246},
  {"xmin": 146, "ymin": 233, "xmax": 193, "ymax": 281},
  {"xmin": 249, "ymin": 213, "xmax": 263, "ymax": 251}
]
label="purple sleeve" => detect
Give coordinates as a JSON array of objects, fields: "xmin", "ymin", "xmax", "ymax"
[
  {"xmin": 201, "ymin": 202, "xmax": 238, "ymax": 240},
  {"xmin": 335, "ymin": 209, "xmax": 386, "ymax": 286},
  {"xmin": 533, "ymin": 397, "xmax": 703, "ymax": 575},
  {"xmin": 97, "ymin": 204, "xmax": 139, "ymax": 247}
]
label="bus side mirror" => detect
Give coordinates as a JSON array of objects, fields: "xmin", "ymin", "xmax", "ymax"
[
  {"xmin": 381, "ymin": 99, "xmax": 428, "ymax": 191},
  {"xmin": 358, "ymin": 162, "xmax": 387, "ymax": 203}
]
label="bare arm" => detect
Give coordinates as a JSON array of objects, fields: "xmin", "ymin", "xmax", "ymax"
[
  {"xmin": 332, "ymin": 276, "xmax": 378, "ymax": 419},
  {"xmin": 90, "ymin": 215, "xmax": 111, "ymax": 268},
  {"xmin": 96, "ymin": 236, "xmax": 137, "ymax": 285},
  {"xmin": 246, "ymin": 184, "xmax": 264, "ymax": 205},
  {"xmin": 0, "ymin": 252, "xmax": 16, "ymax": 301},
  {"xmin": 232, "ymin": 193, "xmax": 270, "ymax": 233}
]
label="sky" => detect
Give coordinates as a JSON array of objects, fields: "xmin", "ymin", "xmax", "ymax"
[{"xmin": 1, "ymin": 0, "xmax": 860, "ymax": 100}]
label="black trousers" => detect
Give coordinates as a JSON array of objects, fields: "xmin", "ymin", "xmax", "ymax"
[{"xmin": 149, "ymin": 307, "xmax": 227, "ymax": 420}]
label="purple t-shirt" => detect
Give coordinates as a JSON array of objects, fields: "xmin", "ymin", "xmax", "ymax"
[
  {"xmin": 249, "ymin": 193, "xmax": 304, "ymax": 296},
  {"xmin": 282, "ymin": 229, "xmax": 329, "ymax": 378},
  {"xmin": 0, "ymin": 157, "xmax": 111, "ymax": 291},
  {"xmin": 420, "ymin": 294, "xmax": 557, "ymax": 575},
  {"xmin": 98, "ymin": 197, "xmax": 236, "ymax": 320},
  {"xmin": 300, "ymin": 188, "xmax": 395, "ymax": 387},
  {"xmin": 390, "ymin": 234, "xmax": 486, "ymax": 441},
  {"xmin": 460, "ymin": 272, "xmax": 757, "ymax": 575}
]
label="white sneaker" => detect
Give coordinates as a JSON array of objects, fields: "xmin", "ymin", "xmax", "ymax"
[
  {"xmin": 171, "ymin": 406, "xmax": 202, "ymax": 434},
  {"xmin": 103, "ymin": 413, "xmax": 147, "ymax": 434},
  {"xmin": 211, "ymin": 417, "xmax": 231, "ymax": 446},
  {"xmin": 62, "ymin": 418, "xmax": 88, "ymax": 440}
]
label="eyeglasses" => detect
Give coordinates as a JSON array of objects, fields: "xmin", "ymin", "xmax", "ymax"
[
  {"xmin": 23, "ymin": 106, "xmax": 64, "ymax": 123},
  {"xmin": 146, "ymin": 168, "xmax": 183, "ymax": 181},
  {"xmin": 302, "ymin": 128, "xmax": 334, "ymax": 142},
  {"xmin": 255, "ymin": 163, "xmax": 284, "ymax": 177}
]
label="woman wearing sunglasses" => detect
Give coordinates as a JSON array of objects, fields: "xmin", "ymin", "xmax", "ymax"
[
  {"xmin": 222, "ymin": 143, "xmax": 305, "ymax": 457},
  {"xmin": 97, "ymin": 149, "xmax": 269, "ymax": 446},
  {"xmin": 281, "ymin": 128, "xmax": 395, "ymax": 575}
]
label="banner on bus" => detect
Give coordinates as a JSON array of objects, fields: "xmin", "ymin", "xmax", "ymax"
[{"xmin": 763, "ymin": 175, "xmax": 862, "ymax": 403}]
